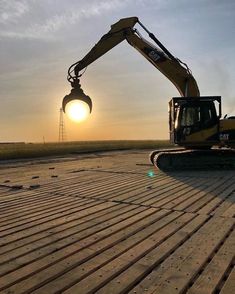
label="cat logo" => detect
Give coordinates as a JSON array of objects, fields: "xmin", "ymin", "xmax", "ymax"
[
  {"xmin": 143, "ymin": 47, "xmax": 166, "ymax": 62},
  {"xmin": 148, "ymin": 50, "xmax": 162, "ymax": 62},
  {"xmin": 220, "ymin": 133, "xmax": 229, "ymax": 141}
]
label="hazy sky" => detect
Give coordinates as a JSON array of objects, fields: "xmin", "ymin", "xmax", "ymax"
[{"xmin": 0, "ymin": 0, "xmax": 235, "ymax": 142}]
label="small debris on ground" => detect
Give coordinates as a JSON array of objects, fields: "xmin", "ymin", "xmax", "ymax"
[
  {"xmin": 11, "ymin": 185, "xmax": 23, "ymax": 190},
  {"xmin": 71, "ymin": 169, "xmax": 85, "ymax": 173},
  {"xmin": 29, "ymin": 184, "xmax": 40, "ymax": 189}
]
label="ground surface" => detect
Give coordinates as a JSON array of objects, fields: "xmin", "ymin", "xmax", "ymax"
[{"xmin": 0, "ymin": 150, "xmax": 234, "ymax": 294}]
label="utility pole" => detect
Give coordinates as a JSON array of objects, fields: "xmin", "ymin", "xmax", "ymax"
[{"xmin": 58, "ymin": 107, "xmax": 66, "ymax": 142}]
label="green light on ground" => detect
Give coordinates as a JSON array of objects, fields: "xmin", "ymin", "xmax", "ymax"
[{"xmin": 147, "ymin": 170, "xmax": 155, "ymax": 178}]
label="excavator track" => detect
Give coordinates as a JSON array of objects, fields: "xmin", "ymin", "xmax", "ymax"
[
  {"xmin": 149, "ymin": 148, "xmax": 185, "ymax": 164},
  {"xmin": 151, "ymin": 149, "xmax": 235, "ymax": 171}
]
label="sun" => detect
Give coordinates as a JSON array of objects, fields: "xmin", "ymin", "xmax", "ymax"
[{"xmin": 65, "ymin": 100, "xmax": 90, "ymax": 122}]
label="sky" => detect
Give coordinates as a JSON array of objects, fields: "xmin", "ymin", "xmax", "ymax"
[{"xmin": 0, "ymin": 0, "xmax": 235, "ymax": 142}]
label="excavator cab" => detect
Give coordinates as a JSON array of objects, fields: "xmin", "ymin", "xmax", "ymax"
[{"xmin": 169, "ymin": 96, "xmax": 221, "ymax": 147}]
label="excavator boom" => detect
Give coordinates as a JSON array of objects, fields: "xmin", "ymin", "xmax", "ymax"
[{"xmin": 70, "ymin": 17, "xmax": 199, "ymax": 97}]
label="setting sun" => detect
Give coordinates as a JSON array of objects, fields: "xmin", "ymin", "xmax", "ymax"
[{"xmin": 65, "ymin": 100, "xmax": 90, "ymax": 123}]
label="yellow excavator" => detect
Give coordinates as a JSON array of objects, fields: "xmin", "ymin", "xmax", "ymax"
[{"xmin": 62, "ymin": 17, "xmax": 235, "ymax": 170}]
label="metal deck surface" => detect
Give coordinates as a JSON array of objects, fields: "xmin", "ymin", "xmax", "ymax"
[{"xmin": 0, "ymin": 150, "xmax": 234, "ymax": 294}]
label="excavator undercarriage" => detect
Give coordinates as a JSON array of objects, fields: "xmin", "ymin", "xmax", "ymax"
[{"xmin": 150, "ymin": 148, "xmax": 235, "ymax": 171}]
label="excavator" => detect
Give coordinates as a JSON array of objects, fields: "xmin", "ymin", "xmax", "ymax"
[{"xmin": 62, "ymin": 17, "xmax": 235, "ymax": 170}]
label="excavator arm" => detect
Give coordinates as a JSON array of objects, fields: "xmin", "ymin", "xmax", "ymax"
[{"xmin": 68, "ymin": 17, "xmax": 199, "ymax": 97}]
